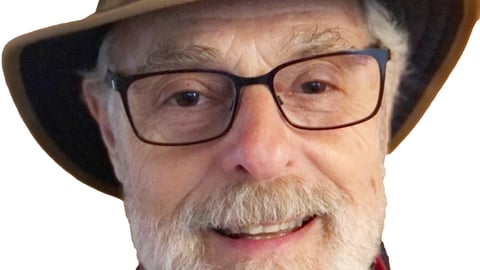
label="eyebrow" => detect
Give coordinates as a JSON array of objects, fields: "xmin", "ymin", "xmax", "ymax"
[
  {"xmin": 140, "ymin": 44, "xmax": 222, "ymax": 73},
  {"xmin": 140, "ymin": 27, "xmax": 353, "ymax": 73},
  {"xmin": 280, "ymin": 27, "xmax": 354, "ymax": 59}
]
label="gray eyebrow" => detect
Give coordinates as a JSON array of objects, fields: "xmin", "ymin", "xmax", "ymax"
[
  {"xmin": 279, "ymin": 27, "xmax": 353, "ymax": 59},
  {"xmin": 139, "ymin": 27, "xmax": 353, "ymax": 73},
  {"xmin": 140, "ymin": 44, "xmax": 222, "ymax": 73}
]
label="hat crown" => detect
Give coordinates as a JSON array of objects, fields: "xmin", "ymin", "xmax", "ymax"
[{"xmin": 96, "ymin": 0, "xmax": 138, "ymax": 12}]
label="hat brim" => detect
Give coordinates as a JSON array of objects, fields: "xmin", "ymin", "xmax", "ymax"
[{"xmin": 3, "ymin": 0, "xmax": 479, "ymax": 198}]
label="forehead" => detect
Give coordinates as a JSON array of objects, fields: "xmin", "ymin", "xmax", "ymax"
[{"xmin": 110, "ymin": 0, "xmax": 368, "ymax": 72}]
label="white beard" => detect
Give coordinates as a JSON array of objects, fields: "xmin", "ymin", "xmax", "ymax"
[{"xmin": 124, "ymin": 176, "xmax": 386, "ymax": 270}]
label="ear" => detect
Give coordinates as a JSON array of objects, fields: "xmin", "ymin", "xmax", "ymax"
[{"xmin": 81, "ymin": 78, "xmax": 116, "ymax": 152}]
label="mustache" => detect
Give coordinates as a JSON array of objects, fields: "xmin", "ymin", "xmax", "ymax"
[{"xmin": 171, "ymin": 175, "xmax": 349, "ymax": 232}]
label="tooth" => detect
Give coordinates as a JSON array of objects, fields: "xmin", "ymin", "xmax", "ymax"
[
  {"xmin": 225, "ymin": 217, "xmax": 310, "ymax": 237},
  {"xmin": 282, "ymin": 221, "xmax": 295, "ymax": 231},
  {"xmin": 247, "ymin": 225, "xmax": 263, "ymax": 235},
  {"xmin": 279, "ymin": 222, "xmax": 289, "ymax": 231},
  {"xmin": 291, "ymin": 220, "xmax": 299, "ymax": 229},
  {"xmin": 261, "ymin": 226, "xmax": 271, "ymax": 234},
  {"xmin": 266, "ymin": 224, "xmax": 281, "ymax": 233},
  {"xmin": 251, "ymin": 235, "xmax": 267, "ymax": 240}
]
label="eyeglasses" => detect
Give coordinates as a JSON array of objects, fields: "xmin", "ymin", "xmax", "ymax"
[{"xmin": 107, "ymin": 48, "xmax": 390, "ymax": 146}]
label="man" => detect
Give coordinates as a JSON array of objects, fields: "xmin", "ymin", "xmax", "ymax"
[{"xmin": 2, "ymin": 0, "xmax": 479, "ymax": 269}]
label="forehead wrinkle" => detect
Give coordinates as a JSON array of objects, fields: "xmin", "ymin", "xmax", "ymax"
[
  {"xmin": 140, "ymin": 43, "xmax": 223, "ymax": 73},
  {"xmin": 140, "ymin": 27, "xmax": 356, "ymax": 74},
  {"xmin": 280, "ymin": 27, "xmax": 355, "ymax": 59}
]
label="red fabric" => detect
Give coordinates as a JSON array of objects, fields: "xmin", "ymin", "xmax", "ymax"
[
  {"xmin": 375, "ymin": 255, "xmax": 388, "ymax": 270},
  {"xmin": 138, "ymin": 255, "xmax": 389, "ymax": 270}
]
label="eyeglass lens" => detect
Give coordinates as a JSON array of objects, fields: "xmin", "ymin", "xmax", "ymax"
[{"xmin": 125, "ymin": 53, "xmax": 381, "ymax": 144}]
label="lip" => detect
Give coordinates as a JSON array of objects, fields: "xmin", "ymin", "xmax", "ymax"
[{"xmin": 207, "ymin": 216, "xmax": 319, "ymax": 256}]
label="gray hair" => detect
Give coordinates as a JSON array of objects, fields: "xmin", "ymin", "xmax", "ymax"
[{"xmin": 362, "ymin": 0, "xmax": 409, "ymax": 117}]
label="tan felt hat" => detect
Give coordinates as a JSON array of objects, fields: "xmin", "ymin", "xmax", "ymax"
[{"xmin": 3, "ymin": 0, "xmax": 479, "ymax": 198}]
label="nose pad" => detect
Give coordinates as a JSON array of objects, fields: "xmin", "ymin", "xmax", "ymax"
[
  {"xmin": 276, "ymin": 95, "xmax": 284, "ymax": 106},
  {"xmin": 220, "ymin": 86, "xmax": 294, "ymax": 181}
]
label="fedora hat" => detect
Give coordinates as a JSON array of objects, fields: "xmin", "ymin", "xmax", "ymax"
[{"xmin": 3, "ymin": 0, "xmax": 479, "ymax": 199}]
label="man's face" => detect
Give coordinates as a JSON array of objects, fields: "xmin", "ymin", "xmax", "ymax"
[{"xmin": 96, "ymin": 0, "xmax": 390, "ymax": 269}]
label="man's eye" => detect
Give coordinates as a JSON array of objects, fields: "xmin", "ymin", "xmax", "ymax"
[
  {"xmin": 300, "ymin": 81, "xmax": 331, "ymax": 94},
  {"xmin": 170, "ymin": 91, "xmax": 201, "ymax": 107}
]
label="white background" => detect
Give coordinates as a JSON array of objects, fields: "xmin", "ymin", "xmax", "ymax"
[{"xmin": 1, "ymin": 1, "xmax": 479, "ymax": 269}]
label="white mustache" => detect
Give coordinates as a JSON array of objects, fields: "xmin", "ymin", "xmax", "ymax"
[{"xmin": 172, "ymin": 175, "xmax": 348, "ymax": 233}]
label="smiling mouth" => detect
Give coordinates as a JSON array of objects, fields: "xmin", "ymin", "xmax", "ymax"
[{"xmin": 213, "ymin": 216, "xmax": 316, "ymax": 240}]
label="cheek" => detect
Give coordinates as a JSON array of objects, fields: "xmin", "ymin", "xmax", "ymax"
[
  {"xmin": 302, "ymin": 118, "xmax": 387, "ymax": 204},
  {"xmin": 116, "ymin": 140, "xmax": 213, "ymax": 218}
]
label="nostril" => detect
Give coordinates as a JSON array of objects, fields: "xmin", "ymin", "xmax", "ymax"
[{"xmin": 218, "ymin": 88, "xmax": 296, "ymax": 180}]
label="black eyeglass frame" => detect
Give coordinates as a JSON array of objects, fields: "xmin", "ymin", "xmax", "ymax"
[{"xmin": 106, "ymin": 48, "xmax": 391, "ymax": 146}]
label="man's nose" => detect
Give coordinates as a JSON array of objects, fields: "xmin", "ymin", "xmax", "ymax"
[{"xmin": 219, "ymin": 85, "xmax": 296, "ymax": 181}]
